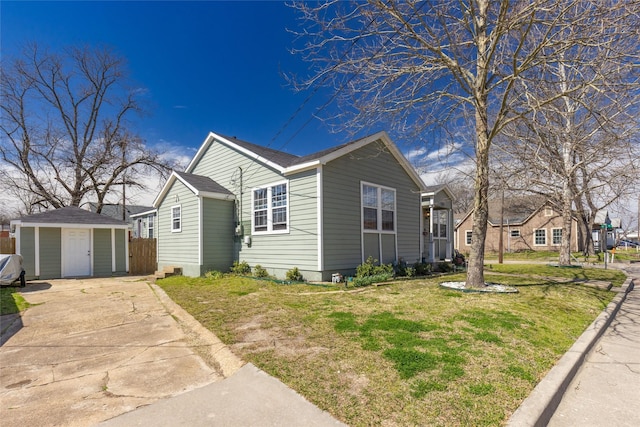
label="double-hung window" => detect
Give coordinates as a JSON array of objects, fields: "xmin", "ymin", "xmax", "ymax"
[
  {"xmin": 465, "ymin": 230, "xmax": 472, "ymax": 245},
  {"xmin": 362, "ymin": 183, "xmax": 395, "ymax": 232},
  {"xmin": 148, "ymin": 215, "xmax": 155, "ymax": 238},
  {"xmin": 552, "ymin": 228, "xmax": 562, "ymax": 245},
  {"xmin": 534, "ymin": 229, "xmax": 546, "ymax": 246},
  {"xmin": 171, "ymin": 205, "xmax": 181, "ymax": 232},
  {"xmin": 252, "ymin": 181, "xmax": 289, "ymax": 233}
]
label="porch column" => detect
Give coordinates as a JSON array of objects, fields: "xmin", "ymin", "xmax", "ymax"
[
  {"xmin": 429, "ymin": 205, "xmax": 435, "ymax": 262},
  {"xmin": 447, "ymin": 208, "xmax": 453, "ymax": 259}
]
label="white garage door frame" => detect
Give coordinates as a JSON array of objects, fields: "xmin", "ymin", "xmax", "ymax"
[{"xmin": 61, "ymin": 228, "xmax": 92, "ymax": 277}]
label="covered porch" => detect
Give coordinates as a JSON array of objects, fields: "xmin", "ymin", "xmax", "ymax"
[{"xmin": 421, "ymin": 185, "xmax": 455, "ymax": 263}]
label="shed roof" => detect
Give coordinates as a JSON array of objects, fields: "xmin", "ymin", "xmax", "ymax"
[
  {"xmin": 174, "ymin": 171, "xmax": 234, "ymax": 195},
  {"xmin": 12, "ymin": 206, "xmax": 128, "ymax": 227}
]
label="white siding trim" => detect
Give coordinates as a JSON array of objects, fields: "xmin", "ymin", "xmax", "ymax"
[
  {"xmin": 34, "ymin": 227, "xmax": 40, "ymax": 276},
  {"xmin": 199, "ymin": 196, "xmax": 203, "ymax": 265},
  {"xmin": 317, "ymin": 166, "xmax": 324, "ymax": 271},
  {"xmin": 90, "ymin": 229, "xmax": 95, "ymax": 276},
  {"xmin": 125, "ymin": 230, "xmax": 129, "ymax": 272},
  {"xmin": 111, "ymin": 228, "xmax": 116, "ymax": 272}
]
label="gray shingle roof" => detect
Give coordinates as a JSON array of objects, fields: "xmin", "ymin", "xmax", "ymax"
[
  {"xmin": 88, "ymin": 203, "xmax": 154, "ymax": 222},
  {"xmin": 174, "ymin": 171, "xmax": 234, "ymax": 195},
  {"xmin": 16, "ymin": 206, "xmax": 128, "ymax": 226},
  {"xmin": 222, "ymin": 134, "xmax": 361, "ymax": 168},
  {"xmin": 221, "ymin": 135, "xmax": 301, "ymax": 167}
]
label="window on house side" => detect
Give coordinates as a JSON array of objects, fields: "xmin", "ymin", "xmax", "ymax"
[
  {"xmin": 148, "ymin": 215, "xmax": 154, "ymax": 238},
  {"xmin": 552, "ymin": 228, "xmax": 562, "ymax": 245},
  {"xmin": 362, "ymin": 183, "xmax": 395, "ymax": 232},
  {"xmin": 253, "ymin": 182, "xmax": 288, "ymax": 233},
  {"xmin": 510, "ymin": 229, "xmax": 520, "ymax": 238},
  {"xmin": 171, "ymin": 206, "xmax": 181, "ymax": 232},
  {"xmin": 465, "ymin": 230, "xmax": 472, "ymax": 245},
  {"xmin": 534, "ymin": 229, "xmax": 546, "ymax": 245}
]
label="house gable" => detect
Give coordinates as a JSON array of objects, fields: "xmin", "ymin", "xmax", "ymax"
[{"xmin": 156, "ymin": 130, "xmax": 425, "ymax": 280}]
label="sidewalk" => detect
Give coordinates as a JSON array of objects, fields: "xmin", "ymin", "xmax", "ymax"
[
  {"xmin": 547, "ymin": 265, "xmax": 640, "ymax": 426},
  {"xmin": 508, "ymin": 263, "xmax": 640, "ymax": 426}
]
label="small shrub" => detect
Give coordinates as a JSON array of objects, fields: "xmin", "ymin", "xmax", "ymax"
[
  {"xmin": 353, "ymin": 273, "xmax": 392, "ymax": 287},
  {"xmin": 413, "ymin": 262, "xmax": 432, "ymax": 276},
  {"xmin": 231, "ymin": 260, "xmax": 251, "ymax": 275},
  {"xmin": 356, "ymin": 256, "xmax": 393, "ymax": 278},
  {"xmin": 286, "ymin": 267, "xmax": 304, "ymax": 282},
  {"xmin": 436, "ymin": 262, "xmax": 454, "ymax": 273},
  {"xmin": 253, "ymin": 265, "xmax": 269, "ymax": 278},
  {"xmin": 204, "ymin": 270, "xmax": 224, "ymax": 280},
  {"xmin": 393, "ymin": 259, "xmax": 415, "ymax": 277}
]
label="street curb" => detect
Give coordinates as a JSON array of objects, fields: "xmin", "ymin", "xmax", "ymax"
[
  {"xmin": 506, "ymin": 276, "xmax": 635, "ymax": 427},
  {"xmin": 149, "ymin": 282, "xmax": 245, "ymax": 378}
]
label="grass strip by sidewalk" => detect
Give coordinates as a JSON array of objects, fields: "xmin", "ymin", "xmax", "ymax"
[
  {"xmin": 0, "ymin": 286, "xmax": 30, "ymax": 315},
  {"xmin": 158, "ymin": 266, "xmax": 622, "ymax": 426}
]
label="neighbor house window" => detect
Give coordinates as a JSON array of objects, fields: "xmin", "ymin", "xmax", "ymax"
[
  {"xmin": 510, "ymin": 229, "xmax": 521, "ymax": 238},
  {"xmin": 252, "ymin": 181, "xmax": 288, "ymax": 233},
  {"xmin": 171, "ymin": 206, "xmax": 181, "ymax": 232},
  {"xmin": 552, "ymin": 228, "xmax": 562, "ymax": 245},
  {"xmin": 534, "ymin": 229, "xmax": 546, "ymax": 245},
  {"xmin": 362, "ymin": 183, "xmax": 395, "ymax": 232},
  {"xmin": 465, "ymin": 230, "xmax": 472, "ymax": 245},
  {"xmin": 148, "ymin": 215, "xmax": 154, "ymax": 239}
]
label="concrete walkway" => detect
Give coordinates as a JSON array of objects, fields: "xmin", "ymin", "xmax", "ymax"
[
  {"xmin": 547, "ymin": 265, "xmax": 640, "ymax": 426},
  {"xmin": 508, "ymin": 263, "xmax": 640, "ymax": 426},
  {"xmin": 0, "ymin": 277, "xmax": 342, "ymax": 427}
]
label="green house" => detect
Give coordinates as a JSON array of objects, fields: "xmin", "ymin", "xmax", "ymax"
[
  {"xmin": 153, "ymin": 131, "xmax": 430, "ymax": 281},
  {"xmin": 10, "ymin": 207, "xmax": 129, "ymax": 280}
]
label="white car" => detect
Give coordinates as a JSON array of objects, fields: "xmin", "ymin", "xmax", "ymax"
[{"xmin": 0, "ymin": 254, "xmax": 26, "ymax": 287}]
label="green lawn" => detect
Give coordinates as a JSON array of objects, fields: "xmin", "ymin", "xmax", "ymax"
[
  {"xmin": 0, "ymin": 286, "xmax": 30, "ymax": 315},
  {"xmin": 158, "ymin": 266, "xmax": 622, "ymax": 426}
]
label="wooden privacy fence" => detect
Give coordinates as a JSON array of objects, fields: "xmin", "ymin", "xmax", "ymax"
[
  {"xmin": 1, "ymin": 237, "xmax": 15, "ymax": 254},
  {"xmin": 129, "ymin": 238, "xmax": 156, "ymax": 275}
]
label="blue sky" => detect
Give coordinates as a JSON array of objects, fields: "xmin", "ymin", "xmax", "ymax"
[{"xmin": 1, "ymin": 1, "xmax": 355, "ymax": 157}]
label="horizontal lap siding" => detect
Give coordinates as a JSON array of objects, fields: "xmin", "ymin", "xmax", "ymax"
[
  {"xmin": 114, "ymin": 230, "xmax": 127, "ymax": 274},
  {"xmin": 19, "ymin": 227, "xmax": 36, "ymax": 279},
  {"xmin": 191, "ymin": 140, "xmax": 318, "ymax": 273},
  {"xmin": 157, "ymin": 180, "xmax": 201, "ymax": 274},
  {"xmin": 39, "ymin": 227, "xmax": 61, "ymax": 279},
  {"xmin": 93, "ymin": 229, "xmax": 112, "ymax": 276},
  {"xmin": 202, "ymin": 197, "xmax": 234, "ymax": 273},
  {"xmin": 323, "ymin": 141, "xmax": 421, "ymax": 271},
  {"xmin": 242, "ymin": 169, "xmax": 318, "ymax": 271}
]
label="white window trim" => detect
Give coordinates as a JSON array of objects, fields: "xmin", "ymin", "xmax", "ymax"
[
  {"xmin": 465, "ymin": 230, "xmax": 472, "ymax": 246},
  {"xmin": 510, "ymin": 229, "xmax": 521, "ymax": 238},
  {"xmin": 251, "ymin": 180, "xmax": 290, "ymax": 235},
  {"xmin": 171, "ymin": 205, "xmax": 182, "ymax": 233},
  {"xmin": 148, "ymin": 215, "xmax": 154, "ymax": 239},
  {"xmin": 534, "ymin": 228, "xmax": 547, "ymax": 246},
  {"xmin": 544, "ymin": 207, "xmax": 553, "ymax": 217},
  {"xmin": 551, "ymin": 227, "xmax": 563, "ymax": 246},
  {"xmin": 361, "ymin": 181, "xmax": 397, "ymax": 234}
]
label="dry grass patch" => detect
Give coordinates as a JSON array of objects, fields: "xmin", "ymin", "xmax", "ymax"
[{"xmin": 158, "ymin": 268, "xmax": 620, "ymax": 426}]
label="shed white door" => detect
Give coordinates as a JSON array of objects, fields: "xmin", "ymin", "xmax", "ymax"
[{"xmin": 62, "ymin": 229, "xmax": 91, "ymax": 277}]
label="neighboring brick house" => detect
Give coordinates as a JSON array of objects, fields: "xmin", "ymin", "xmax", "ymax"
[{"xmin": 454, "ymin": 199, "xmax": 582, "ymax": 254}]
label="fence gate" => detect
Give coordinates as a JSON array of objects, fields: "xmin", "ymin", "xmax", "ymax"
[
  {"xmin": 1, "ymin": 237, "xmax": 15, "ymax": 254},
  {"xmin": 129, "ymin": 238, "xmax": 156, "ymax": 275}
]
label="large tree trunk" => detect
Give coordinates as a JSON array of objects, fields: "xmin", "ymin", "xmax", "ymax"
[
  {"xmin": 466, "ymin": 0, "xmax": 490, "ymax": 289},
  {"xmin": 559, "ymin": 180, "xmax": 573, "ymax": 265}
]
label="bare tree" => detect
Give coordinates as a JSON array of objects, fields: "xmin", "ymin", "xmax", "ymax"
[
  {"xmin": 290, "ymin": 0, "xmax": 635, "ymax": 287},
  {"xmin": 495, "ymin": 10, "xmax": 640, "ymax": 263},
  {"xmin": 0, "ymin": 44, "xmax": 175, "ymax": 214}
]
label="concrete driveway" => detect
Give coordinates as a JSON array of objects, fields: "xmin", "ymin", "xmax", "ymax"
[{"xmin": 0, "ymin": 276, "xmax": 240, "ymax": 427}]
